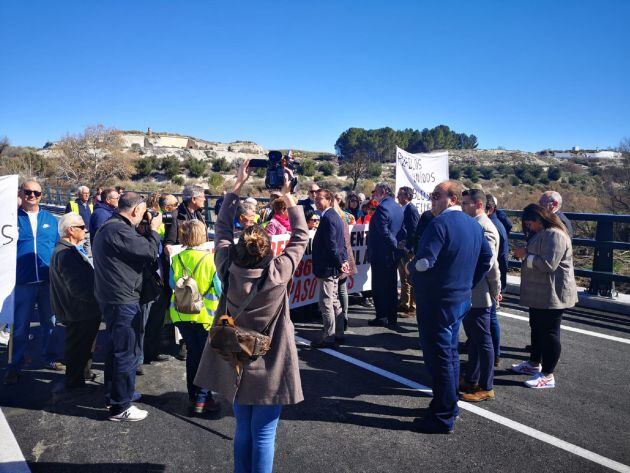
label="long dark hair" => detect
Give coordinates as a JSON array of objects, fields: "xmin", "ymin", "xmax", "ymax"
[{"xmin": 521, "ymin": 203, "xmax": 567, "ymax": 237}]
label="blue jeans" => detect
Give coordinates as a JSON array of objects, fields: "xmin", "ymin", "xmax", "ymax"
[
  {"xmin": 417, "ymin": 299, "xmax": 470, "ymax": 431},
  {"xmin": 463, "ymin": 307, "xmax": 494, "ymax": 391},
  {"xmin": 8, "ymin": 284, "xmax": 57, "ymax": 372},
  {"xmin": 489, "ymin": 301, "xmax": 501, "ymax": 358},
  {"xmin": 174, "ymin": 322, "xmax": 209, "ymax": 403},
  {"xmin": 233, "ymin": 403, "xmax": 282, "ymax": 473},
  {"xmin": 101, "ymin": 303, "xmax": 143, "ymax": 414}
]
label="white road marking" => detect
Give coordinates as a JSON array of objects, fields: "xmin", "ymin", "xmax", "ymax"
[
  {"xmin": 497, "ymin": 310, "xmax": 630, "ymax": 345},
  {"xmin": 0, "ymin": 408, "xmax": 30, "ymax": 473},
  {"xmin": 296, "ymin": 336, "xmax": 630, "ymax": 473}
]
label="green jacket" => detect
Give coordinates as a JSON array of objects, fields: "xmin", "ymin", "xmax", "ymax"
[{"xmin": 169, "ymin": 248, "xmax": 222, "ymax": 329}]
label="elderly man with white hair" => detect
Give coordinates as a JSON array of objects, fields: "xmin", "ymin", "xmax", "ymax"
[
  {"xmin": 65, "ymin": 185, "xmax": 93, "ymax": 230},
  {"xmin": 164, "ymin": 185, "xmax": 207, "ymax": 252},
  {"xmin": 50, "ymin": 213, "xmax": 102, "ymax": 390},
  {"xmin": 539, "ymin": 191, "xmax": 574, "ymax": 238}
]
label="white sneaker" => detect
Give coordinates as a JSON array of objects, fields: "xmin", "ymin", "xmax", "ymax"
[
  {"xmin": 510, "ymin": 360, "xmax": 542, "ymax": 375},
  {"xmin": 109, "ymin": 405, "xmax": 148, "ymax": 422},
  {"xmin": 524, "ymin": 372, "xmax": 555, "ymax": 389}
]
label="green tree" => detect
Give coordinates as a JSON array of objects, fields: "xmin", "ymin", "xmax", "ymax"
[
  {"xmin": 134, "ymin": 156, "xmax": 159, "ymax": 178},
  {"xmin": 186, "ymin": 158, "xmax": 206, "ymax": 178},
  {"xmin": 172, "ymin": 176, "xmax": 184, "ymax": 186},
  {"xmin": 207, "ymin": 173, "xmax": 225, "ymax": 192},
  {"xmin": 339, "ymin": 151, "xmax": 372, "ymax": 190},
  {"xmin": 547, "ymin": 166, "xmax": 561, "ymax": 181},
  {"xmin": 464, "ymin": 165, "xmax": 479, "ymax": 183},
  {"xmin": 449, "ymin": 165, "xmax": 461, "ymax": 179},
  {"xmin": 510, "ymin": 176, "xmax": 520, "ymax": 186},
  {"xmin": 318, "ymin": 162, "xmax": 335, "ymax": 176},
  {"xmin": 367, "ymin": 161, "xmax": 382, "ymax": 179},
  {"xmin": 300, "ymin": 159, "xmax": 316, "ymax": 176},
  {"xmin": 479, "ymin": 167, "xmax": 494, "ymax": 180},
  {"xmin": 161, "ymin": 155, "xmax": 181, "ymax": 179},
  {"xmin": 212, "ymin": 157, "xmax": 231, "ymax": 172}
]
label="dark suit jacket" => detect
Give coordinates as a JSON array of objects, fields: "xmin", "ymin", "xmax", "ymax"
[
  {"xmin": 556, "ymin": 211, "xmax": 574, "ymax": 238},
  {"xmin": 297, "ymin": 198, "xmax": 316, "ymax": 216},
  {"xmin": 312, "ymin": 208, "xmax": 348, "ymax": 278},
  {"xmin": 367, "ymin": 196, "xmax": 404, "ymax": 265},
  {"xmin": 396, "ymin": 203, "xmax": 421, "ymax": 254}
]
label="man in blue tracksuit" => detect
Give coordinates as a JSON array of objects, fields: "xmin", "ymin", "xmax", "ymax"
[
  {"xmin": 5, "ymin": 180, "xmax": 59, "ymax": 385},
  {"xmin": 408, "ymin": 180, "xmax": 493, "ymax": 434}
]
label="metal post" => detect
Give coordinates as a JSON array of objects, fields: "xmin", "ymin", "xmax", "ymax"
[{"xmin": 588, "ymin": 219, "xmax": 615, "ymax": 297}]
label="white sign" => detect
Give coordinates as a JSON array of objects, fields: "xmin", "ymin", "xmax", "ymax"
[
  {"xmin": 170, "ymin": 224, "xmax": 373, "ymax": 309},
  {"xmin": 395, "ymin": 147, "xmax": 449, "ymax": 213},
  {"xmin": 0, "ymin": 175, "xmax": 19, "ymax": 324}
]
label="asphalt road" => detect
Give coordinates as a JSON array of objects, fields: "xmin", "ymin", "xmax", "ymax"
[{"xmin": 1, "ymin": 296, "xmax": 629, "ymax": 473}]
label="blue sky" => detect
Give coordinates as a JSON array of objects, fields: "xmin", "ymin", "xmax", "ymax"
[{"xmin": 1, "ymin": 0, "xmax": 628, "ymax": 152}]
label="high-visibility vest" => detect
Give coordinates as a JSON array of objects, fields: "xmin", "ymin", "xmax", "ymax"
[
  {"xmin": 68, "ymin": 200, "xmax": 94, "ymax": 214},
  {"xmin": 169, "ymin": 249, "xmax": 222, "ymax": 329}
]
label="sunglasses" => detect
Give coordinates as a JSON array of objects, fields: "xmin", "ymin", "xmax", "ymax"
[
  {"xmin": 71, "ymin": 225, "xmax": 86, "ymax": 230},
  {"xmin": 23, "ymin": 189, "xmax": 42, "ymax": 197}
]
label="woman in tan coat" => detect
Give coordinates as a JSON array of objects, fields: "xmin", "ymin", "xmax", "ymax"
[
  {"xmin": 195, "ymin": 159, "xmax": 308, "ymax": 473},
  {"xmin": 512, "ymin": 204, "xmax": 578, "ymax": 389}
]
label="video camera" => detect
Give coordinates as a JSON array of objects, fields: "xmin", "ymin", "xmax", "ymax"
[{"xmin": 249, "ymin": 150, "xmax": 298, "ymax": 192}]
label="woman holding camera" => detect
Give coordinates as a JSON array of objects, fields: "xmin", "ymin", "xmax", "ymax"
[
  {"xmin": 511, "ymin": 204, "xmax": 577, "ymax": 389},
  {"xmin": 196, "ymin": 159, "xmax": 308, "ymax": 473}
]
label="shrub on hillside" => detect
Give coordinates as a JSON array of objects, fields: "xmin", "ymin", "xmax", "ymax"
[
  {"xmin": 301, "ymin": 159, "xmax": 317, "ymax": 176},
  {"xmin": 186, "ymin": 158, "xmax": 207, "ymax": 178},
  {"xmin": 479, "ymin": 167, "xmax": 494, "ymax": 180},
  {"xmin": 510, "ymin": 176, "xmax": 520, "ymax": 186},
  {"xmin": 547, "ymin": 166, "xmax": 561, "ymax": 181},
  {"xmin": 463, "ymin": 165, "xmax": 479, "ymax": 183},
  {"xmin": 449, "ymin": 165, "xmax": 461, "ymax": 179},
  {"xmin": 207, "ymin": 173, "xmax": 225, "ymax": 192},
  {"xmin": 367, "ymin": 162, "xmax": 382, "ymax": 179},
  {"xmin": 134, "ymin": 156, "xmax": 159, "ymax": 178},
  {"xmin": 318, "ymin": 162, "xmax": 335, "ymax": 176},
  {"xmin": 161, "ymin": 155, "xmax": 182, "ymax": 179},
  {"xmin": 172, "ymin": 175, "xmax": 184, "ymax": 186},
  {"xmin": 212, "ymin": 157, "xmax": 231, "ymax": 172}
]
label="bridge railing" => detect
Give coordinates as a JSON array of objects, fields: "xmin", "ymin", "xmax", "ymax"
[{"xmin": 505, "ymin": 210, "xmax": 630, "ymax": 297}]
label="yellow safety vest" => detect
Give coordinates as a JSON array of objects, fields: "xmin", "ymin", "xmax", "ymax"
[
  {"xmin": 169, "ymin": 249, "xmax": 222, "ymax": 329},
  {"xmin": 69, "ymin": 201, "xmax": 94, "ymax": 214}
]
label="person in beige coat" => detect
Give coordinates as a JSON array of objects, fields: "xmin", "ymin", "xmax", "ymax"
[
  {"xmin": 511, "ymin": 203, "xmax": 578, "ymax": 389},
  {"xmin": 195, "ymin": 159, "xmax": 308, "ymax": 473},
  {"xmin": 460, "ymin": 189, "xmax": 502, "ymax": 402}
]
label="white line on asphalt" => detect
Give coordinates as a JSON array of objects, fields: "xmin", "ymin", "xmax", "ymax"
[
  {"xmin": 295, "ymin": 335, "xmax": 630, "ymax": 473},
  {"xmin": 497, "ymin": 310, "xmax": 630, "ymax": 345},
  {"xmin": 0, "ymin": 408, "xmax": 30, "ymax": 473}
]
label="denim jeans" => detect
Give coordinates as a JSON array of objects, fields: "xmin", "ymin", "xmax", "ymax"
[
  {"xmin": 8, "ymin": 284, "xmax": 57, "ymax": 372},
  {"xmin": 463, "ymin": 307, "xmax": 494, "ymax": 391},
  {"xmin": 101, "ymin": 303, "xmax": 143, "ymax": 414},
  {"xmin": 174, "ymin": 322, "xmax": 209, "ymax": 403},
  {"xmin": 337, "ymin": 278, "xmax": 349, "ymax": 323},
  {"xmin": 233, "ymin": 403, "xmax": 282, "ymax": 473},
  {"xmin": 417, "ymin": 299, "xmax": 470, "ymax": 430},
  {"xmin": 489, "ymin": 301, "xmax": 501, "ymax": 358}
]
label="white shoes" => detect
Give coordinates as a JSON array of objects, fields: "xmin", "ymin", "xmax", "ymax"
[
  {"xmin": 524, "ymin": 372, "xmax": 555, "ymax": 389},
  {"xmin": 510, "ymin": 360, "xmax": 542, "ymax": 375},
  {"xmin": 109, "ymin": 405, "xmax": 148, "ymax": 422}
]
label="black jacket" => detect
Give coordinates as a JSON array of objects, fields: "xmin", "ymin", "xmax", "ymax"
[
  {"xmin": 556, "ymin": 211, "xmax": 574, "ymax": 238},
  {"xmin": 164, "ymin": 202, "xmax": 206, "ymax": 246},
  {"xmin": 49, "ymin": 240, "xmax": 101, "ymax": 323},
  {"xmin": 297, "ymin": 198, "xmax": 316, "ymax": 216},
  {"xmin": 312, "ymin": 208, "xmax": 348, "ymax": 278},
  {"xmin": 93, "ymin": 213, "xmax": 160, "ymax": 305}
]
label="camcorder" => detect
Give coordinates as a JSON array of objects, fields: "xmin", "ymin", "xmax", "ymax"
[{"xmin": 249, "ymin": 150, "xmax": 298, "ymax": 192}]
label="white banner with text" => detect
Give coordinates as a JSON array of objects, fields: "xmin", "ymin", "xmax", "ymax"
[
  {"xmin": 395, "ymin": 147, "xmax": 449, "ymax": 213},
  {"xmin": 0, "ymin": 175, "xmax": 19, "ymax": 324}
]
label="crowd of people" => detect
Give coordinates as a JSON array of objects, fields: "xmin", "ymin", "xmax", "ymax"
[{"xmin": 2, "ymin": 162, "xmax": 579, "ymax": 470}]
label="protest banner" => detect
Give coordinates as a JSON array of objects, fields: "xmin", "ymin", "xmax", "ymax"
[
  {"xmin": 0, "ymin": 175, "xmax": 19, "ymax": 324},
  {"xmin": 170, "ymin": 224, "xmax": 373, "ymax": 309},
  {"xmin": 395, "ymin": 147, "xmax": 449, "ymax": 213}
]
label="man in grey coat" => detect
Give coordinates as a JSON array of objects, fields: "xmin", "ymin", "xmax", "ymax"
[{"xmin": 460, "ymin": 189, "xmax": 501, "ymax": 402}]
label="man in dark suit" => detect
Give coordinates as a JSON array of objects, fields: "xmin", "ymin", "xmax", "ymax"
[
  {"xmin": 366, "ymin": 183, "xmax": 404, "ymax": 328},
  {"xmin": 408, "ymin": 180, "xmax": 493, "ymax": 434},
  {"xmin": 311, "ymin": 189, "xmax": 349, "ymax": 348},
  {"xmin": 395, "ymin": 186, "xmax": 420, "ymax": 317}
]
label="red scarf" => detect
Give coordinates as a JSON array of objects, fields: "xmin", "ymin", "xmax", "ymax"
[{"xmin": 274, "ymin": 213, "xmax": 292, "ymax": 232}]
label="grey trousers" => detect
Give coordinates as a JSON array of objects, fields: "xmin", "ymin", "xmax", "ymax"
[{"xmin": 318, "ymin": 276, "xmax": 343, "ymax": 342}]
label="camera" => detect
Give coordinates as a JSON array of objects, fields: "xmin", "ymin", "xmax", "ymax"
[
  {"xmin": 162, "ymin": 211, "xmax": 173, "ymax": 227},
  {"xmin": 249, "ymin": 150, "xmax": 298, "ymax": 191}
]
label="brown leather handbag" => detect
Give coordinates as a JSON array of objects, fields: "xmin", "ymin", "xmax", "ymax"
[{"xmin": 209, "ymin": 267, "xmax": 285, "ymax": 363}]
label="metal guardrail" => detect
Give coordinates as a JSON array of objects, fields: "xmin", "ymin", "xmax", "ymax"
[
  {"xmin": 505, "ymin": 210, "xmax": 630, "ymax": 297},
  {"xmin": 43, "ymin": 187, "xmax": 629, "ymax": 298}
]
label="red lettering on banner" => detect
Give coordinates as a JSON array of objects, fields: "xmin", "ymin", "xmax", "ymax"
[
  {"xmin": 275, "ymin": 240, "xmax": 287, "ymax": 255},
  {"xmin": 291, "ymin": 280, "xmax": 301, "ymax": 304},
  {"xmin": 303, "ymin": 258, "xmax": 312, "ymax": 276},
  {"xmin": 295, "ymin": 260, "xmax": 304, "ymax": 277},
  {"xmin": 309, "ymin": 277, "xmax": 318, "ymax": 298}
]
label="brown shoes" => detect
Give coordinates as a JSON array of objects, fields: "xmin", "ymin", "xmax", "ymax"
[{"xmin": 460, "ymin": 389, "xmax": 495, "ymax": 402}]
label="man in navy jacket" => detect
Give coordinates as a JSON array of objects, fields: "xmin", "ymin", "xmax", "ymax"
[
  {"xmin": 312, "ymin": 189, "xmax": 348, "ymax": 348},
  {"xmin": 395, "ymin": 186, "xmax": 420, "ymax": 316},
  {"xmin": 408, "ymin": 180, "xmax": 493, "ymax": 434},
  {"xmin": 90, "ymin": 188, "xmax": 119, "ymax": 243},
  {"xmin": 5, "ymin": 181, "xmax": 59, "ymax": 385},
  {"xmin": 366, "ymin": 183, "xmax": 404, "ymax": 327}
]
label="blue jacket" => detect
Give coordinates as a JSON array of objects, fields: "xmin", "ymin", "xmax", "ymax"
[
  {"xmin": 495, "ymin": 208, "xmax": 513, "ymax": 236},
  {"xmin": 411, "ymin": 209, "xmax": 493, "ymax": 306},
  {"xmin": 90, "ymin": 201, "xmax": 116, "ymax": 242},
  {"xmin": 396, "ymin": 202, "xmax": 421, "ymax": 254},
  {"xmin": 16, "ymin": 208, "xmax": 59, "ymax": 285},
  {"xmin": 312, "ymin": 208, "xmax": 348, "ymax": 278},
  {"xmin": 367, "ymin": 196, "xmax": 404, "ymax": 265}
]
